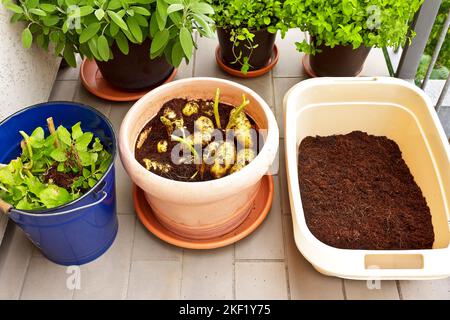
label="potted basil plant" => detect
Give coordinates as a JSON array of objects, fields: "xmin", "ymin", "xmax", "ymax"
[
  {"xmin": 2, "ymin": 0, "xmax": 215, "ymax": 90},
  {"xmin": 283, "ymin": 0, "xmax": 424, "ymax": 76},
  {"xmin": 209, "ymin": 0, "xmax": 286, "ymax": 76}
]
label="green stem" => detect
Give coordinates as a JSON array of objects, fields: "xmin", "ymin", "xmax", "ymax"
[
  {"xmin": 226, "ymin": 94, "xmax": 250, "ymax": 129},
  {"xmin": 171, "ymin": 135, "xmax": 199, "ymax": 161},
  {"xmin": 213, "ymin": 87, "xmax": 221, "ymax": 129}
]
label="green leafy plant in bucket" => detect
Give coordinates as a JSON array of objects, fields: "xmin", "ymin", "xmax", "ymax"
[
  {"xmin": 281, "ymin": 0, "xmax": 424, "ymax": 54},
  {"xmin": 1, "ymin": 0, "xmax": 215, "ymax": 67},
  {"xmin": 208, "ymin": 0, "xmax": 286, "ymax": 73},
  {"xmin": 0, "ymin": 118, "xmax": 111, "ymax": 210}
]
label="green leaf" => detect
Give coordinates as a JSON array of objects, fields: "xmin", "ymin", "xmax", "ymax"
[
  {"xmin": 131, "ymin": 6, "xmax": 150, "ymax": 16},
  {"xmin": 68, "ymin": 6, "xmax": 94, "ymax": 18},
  {"xmin": 88, "ymin": 178, "xmax": 97, "ymax": 188},
  {"xmin": 95, "ymin": 8, "xmax": 105, "ymax": 20},
  {"xmin": 4, "ymin": 3, "xmax": 24, "ymax": 14},
  {"xmin": 39, "ymin": 185, "xmax": 71, "ymax": 208},
  {"xmin": 156, "ymin": 0, "xmax": 168, "ymax": 30},
  {"xmin": 107, "ymin": 10, "xmax": 128, "ymax": 31},
  {"xmin": 107, "ymin": 0, "xmax": 121, "ymax": 10},
  {"xmin": 50, "ymin": 148, "xmax": 67, "ymax": 162},
  {"xmin": 109, "ymin": 21, "xmax": 119, "ymax": 37},
  {"xmin": 78, "ymin": 151, "xmax": 92, "ymax": 166},
  {"xmin": 91, "ymin": 138, "xmax": 104, "ymax": 152},
  {"xmin": 167, "ymin": 3, "xmax": 183, "ymax": 14},
  {"xmin": 79, "ymin": 22, "xmax": 101, "ymax": 43},
  {"xmin": 189, "ymin": 2, "xmax": 214, "ymax": 15},
  {"xmin": 29, "ymin": 8, "xmax": 47, "ymax": 16},
  {"xmin": 151, "ymin": 29, "xmax": 169, "ymax": 54},
  {"xmin": 127, "ymin": 16, "xmax": 143, "ymax": 43},
  {"xmin": 75, "ymin": 132, "xmax": 93, "ymax": 151},
  {"xmin": 149, "ymin": 13, "xmax": 159, "ymax": 37},
  {"xmin": 56, "ymin": 125, "xmax": 72, "ymax": 146},
  {"xmin": 179, "ymin": 27, "xmax": 193, "ymax": 58},
  {"xmin": 63, "ymin": 45, "xmax": 77, "ymax": 67},
  {"xmin": 22, "ymin": 28, "xmax": 33, "ymax": 49},
  {"xmin": 71, "ymin": 122, "xmax": 83, "ymax": 140},
  {"xmin": 171, "ymin": 41, "xmax": 183, "ymax": 67},
  {"xmin": 193, "ymin": 13, "xmax": 213, "ymax": 37},
  {"xmin": 40, "ymin": 4, "xmax": 57, "ymax": 12},
  {"xmin": 57, "ymin": 162, "xmax": 65, "ymax": 172},
  {"xmin": 97, "ymin": 35, "xmax": 110, "ymax": 61},
  {"xmin": 115, "ymin": 31, "xmax": 129, "ymax": 55}
]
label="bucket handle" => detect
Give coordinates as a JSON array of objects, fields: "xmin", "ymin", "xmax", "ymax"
[
  {"xmin": 0, "ymin": 191, "xmax": 107, "ymax": 216},
  {"xmin": 45, "ymin": 191, "xmax": 108, "ymax": 215}
]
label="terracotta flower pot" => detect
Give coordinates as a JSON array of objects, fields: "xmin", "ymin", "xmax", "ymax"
[
  {"xmin": 307, "ymin": 37, "xmax": 371, "ymax": 77},
  {"xmin": 119, "ymin": 78, "xmax": 279, "ymax": 239},
  {"xmin": 216, "ymin": 27, "xmax": 276, "ymax": 72},
  {"xmin": 96, "ymin": 38, "xmax": 174, "ymax": 91}
]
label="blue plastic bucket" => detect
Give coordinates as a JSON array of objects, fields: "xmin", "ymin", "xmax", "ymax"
[{"xmin": 0, "ymin": 102, "xmax": 118, "ymax": 265}]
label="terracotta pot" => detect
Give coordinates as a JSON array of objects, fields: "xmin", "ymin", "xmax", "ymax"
[
  {"xmin": 96, "ymin": 38, "xmax": 174, "ymax": 91},
  {"xmin": 308, "ymin": 37, "xmax": 371, "ymax": 77},
  {"xmin": 119, "ymin": 78, "xmax": 279, "ymax": 239},
  {"xmin": 217, "ymin": 27, "xmax": 276, "ymax": 71}
]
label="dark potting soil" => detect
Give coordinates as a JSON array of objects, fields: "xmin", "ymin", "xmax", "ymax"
[
  {"xmin": 43, "ymin": 166, "xmax": 80, "ymax": 190},
  {"xmin": 134, "ymin": 98, "xmax": 259, "ymax": 182},
  {"xmin": 298, "ymin": 131, "xmax": 434, "ymax": 250}
]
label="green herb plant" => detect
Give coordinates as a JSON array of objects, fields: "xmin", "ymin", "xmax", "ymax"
[
  {"xmin": 1, "ymin": 0, "xmax": 215, "ymax": 68},
  {"xmin": 281, "ymin": 0, "xmax": 424, "ymax": 54},
  {"xmin": 209, "ymin": 0, "xmax": 286, "ymax": 73},
  {"xmin": 0, "ymin": 118, "xmax": 112, "ymax": 210}
]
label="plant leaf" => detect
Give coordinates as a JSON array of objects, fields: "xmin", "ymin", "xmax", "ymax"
[
  {"xmin": 79, "ymin": 22, "xmax": 101, "ymax": 43},
  {"xmin": 22, "ymin": 28, "xmax": 33, "ymax": 49},
  {"xmin": 75, "ymin": 132, "xmax": 93, "ymax": 151},
  {"xmin": 115, "ymin": 31, "xmax": 129, "ymax": 55},
  {"xmin": 71, "ymin": 122, "xmax": 83, "ymax": 139},
  {"xmin": 97, "ymin": 35, "xmax": 110, "ymax": 61},
  {"xmin": 127, "ymin": 16, "xmax": 143, "ymax": 43},
  {"xmin": 56, "ymin": 125, "xmax": 72, "ymax": 145},
  {"xmin": 107, "ymin": 10, "xmax": 128, "ymax": 31},
  {"xmin": 39, "ymin": 185, "xmax": 71, "ymax": 208},
  {"xmin": 151, "ymin": 29, "xmax": 169, "ymax": 54},
  {"xmin": 50, "ymin": 148, "xmax": 67, "ymax": 162},
  {"xmin": 179, "ymin": 27, "xmax": 193, "ymax": 58}
]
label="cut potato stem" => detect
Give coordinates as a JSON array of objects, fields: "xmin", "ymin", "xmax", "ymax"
[
  {"xmin": 213, "ymin": 88, "xmax": 221, "ymax": 129},
  {"xmin": 226, "ymin": 94, "xmax": 250, "ymax": 129}
]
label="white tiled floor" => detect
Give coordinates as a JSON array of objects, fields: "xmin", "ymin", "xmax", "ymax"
[{"xmin": 0, "ymin": 30, "xmax": 449, "ymax": 300}]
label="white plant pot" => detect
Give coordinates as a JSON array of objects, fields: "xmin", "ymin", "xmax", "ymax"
[{"xmin": 119, "ymin": 77, "xmax": 279, "ymax": 239}]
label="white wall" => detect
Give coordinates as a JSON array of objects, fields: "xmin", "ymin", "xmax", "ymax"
[
  {"xmin": 0, "ymin": 9, "xmax": 61, "ymax": 243},
  {"xmin": 0, "ymin": 10, "xmax": 60, "ymax": 121}
]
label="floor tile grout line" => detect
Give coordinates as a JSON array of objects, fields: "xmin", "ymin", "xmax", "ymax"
[
  {"xmin": 396, "ymin": 280, "xmax": 404, "ymax": 300},
  {"xmin": 179, "ymin": 249, "xmax": 185, "ymax": 299},
  {"xmin": 124, "ymin": 217, "xmax": 138, "ymax": 300},
  {"xmin": 17, "ymin": 252, "xmax": 35, "ymax": 300},
  {"xmin": 341, "ymin": 279, "xmax": 348, "ymax": 300},
  {"xmin": 234, "ymin": 258, "xmax": 285, "ymax": 263},
  {"xmin": 232, "ymin": 243, "xmax": 236, "ymax": 300},
  {"xmin": 280, "ymin": 212, "xmax": 292, "ymax": 300}
]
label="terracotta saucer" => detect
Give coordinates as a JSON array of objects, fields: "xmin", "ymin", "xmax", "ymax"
[
  {"xmin": 215, "ymin": 45, "xmax": 279, "ymax": 78},
  {"xmin": 133, "ymin": 175, "xmax": 274, "ymax": 249},
  {"xmin": 302, "ymin": 55, "xmax": 363, "ymax": 78},
  {"xmin": 80, "ymin": 59, "xmax": 177, "ymax": 102}
]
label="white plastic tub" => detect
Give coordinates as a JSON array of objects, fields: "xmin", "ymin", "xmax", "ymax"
[{"xmin": 284, "ymin": 77, "xmax": 450, "ymax": 280}]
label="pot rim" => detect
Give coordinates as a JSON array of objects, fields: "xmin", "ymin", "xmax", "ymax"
[
  {"xmin": 119, "ymin": 77, "xmax": 279, "ymax": 191},
  {"xmin": 0, "ymin": 101, "xmax": 117, "ymax": 217}
]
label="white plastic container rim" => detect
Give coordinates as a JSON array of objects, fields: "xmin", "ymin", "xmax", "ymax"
[{"xmin": 284, "ymin": 77, "xmax": 450, "ymax": 280}]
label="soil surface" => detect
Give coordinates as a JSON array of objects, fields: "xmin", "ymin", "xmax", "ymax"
[
  {"xmin": 298, "ymin": 131, "xmax": 434, "ymax": 250},
  {"xmin": 43, "ymin": 166, "xmax": 79, "ymax": 190},
  {"xmin": 135, "ymin": 98, "xmax": 259, "ymax": 182}
]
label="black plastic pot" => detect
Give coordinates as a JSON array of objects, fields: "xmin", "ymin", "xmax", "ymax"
[
  {"xmin": 96, "ymin": 38, "xmax": 174, "ymax": 91},
  {"xmin": 308, "ymin": 37, "xmax": 371, "ymax": 77},
  {"xmin": 217, "ymin": 27, "xmax": 276, "ymax": 71}
]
